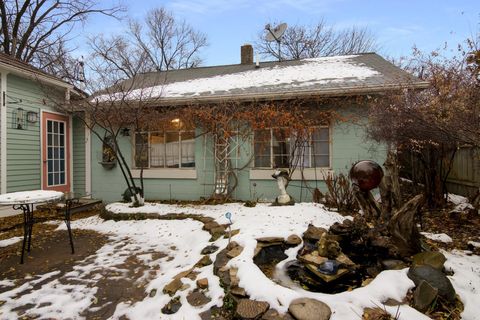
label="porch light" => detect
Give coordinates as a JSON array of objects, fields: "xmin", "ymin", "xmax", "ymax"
[
  {"xmin": 26, "ymin": 111, "xmax": 38, "ymax": 123},
  {"xmin": 15, "ymin": 107, "xmax": 25, "ymax": 129}
]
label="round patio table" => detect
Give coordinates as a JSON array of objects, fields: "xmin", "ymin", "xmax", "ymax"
[{"xmin": 0, "ymin": 190, "xmax": 65, "ymax": 264}]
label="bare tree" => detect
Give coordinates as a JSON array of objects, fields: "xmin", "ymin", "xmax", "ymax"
[
  {"xmin": 0, "ymin": 0, "xmax": 122, "ymax": 76},
  {"xmin": 128, "ymin": 7, "xmax": 208, "ymax": 71},
  {"xmin": 256, "ymin": 19, "xmax": 378, "ymax": 60}
]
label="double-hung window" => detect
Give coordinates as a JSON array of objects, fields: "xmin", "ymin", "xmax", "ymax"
[
  {"xmin": 253, "ymin": 127, "xmax": 330, "ymax": 168},
  {"xmin": 134, "ymin": 130, "xmax": 195, "ymax": 169}
]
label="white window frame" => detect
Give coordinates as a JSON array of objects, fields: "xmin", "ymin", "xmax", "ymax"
[{"xmin": 253, "ymin": 126, "xmax": 331, "ymax": 169}]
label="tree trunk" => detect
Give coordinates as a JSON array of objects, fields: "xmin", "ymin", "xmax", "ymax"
[
  {"xmin": 353, "ymin": 185, "xmax": 382, "ymax": 223},
  {"xmin": 388, "ymin": 194, "xmax": 424, "ymax": 257}
]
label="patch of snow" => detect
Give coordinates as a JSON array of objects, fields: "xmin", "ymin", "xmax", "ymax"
[
  {"xmin": 0, "ymin": 236, "xmax": 22, "ymax": 247},
  {"xmin": 468, "ymin": 241, "xmax": 480, "ymax": 248},
  {"xmin": 444, "ymin": 250, "xmax": 480, "ymax": 320},
  {"xmin": 0, "ymin": 190, "xmax": 63, "ymax": 205},
  {"xmin": 448, "ymin": 193, "xmax": 469, "ymax": 205},
  {"xmin": 97, "ymin": 55, "xmax": 380, "ymax": 102},
  {"xmin": 420, "ymin": 232, "xmax": 453, "ymax": 243}
]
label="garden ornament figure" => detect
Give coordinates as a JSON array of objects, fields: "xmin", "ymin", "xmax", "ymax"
[
  {"xmin": 349, "ymin": 160, "xmax": 384, "ymax": 191},
  {"xmin": 225, "ymin": 212, "xmax": 233, "ymax": 245},
  {"xmin": 272, "ymin": 169, "xmax": 292, "ymax": 205}
]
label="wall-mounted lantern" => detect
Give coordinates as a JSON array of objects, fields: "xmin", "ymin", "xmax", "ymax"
[
  {"xmin": 13, "ymin": 107, "xmax": 26, "ymax": 129},
  {"xmin": 27, "ymin": 111, "xmax": 38, "ymax": 123}
]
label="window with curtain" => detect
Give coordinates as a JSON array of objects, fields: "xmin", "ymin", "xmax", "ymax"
[
  {"xmin": 134, "ymin": 130, "xmax": 195, "ymax": 169},
  {"xmin": 253, "ymin": 127, "xmax": 330, "ymax": 168}
]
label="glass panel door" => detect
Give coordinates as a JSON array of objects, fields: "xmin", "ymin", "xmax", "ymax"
[{"xmin": 46, "ymin": 120, "xmax": 66, "ymax": 186}]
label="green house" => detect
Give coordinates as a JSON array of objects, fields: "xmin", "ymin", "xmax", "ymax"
[
  {"xmin": 0, "ymin": 53, "xmax": 87, "ymax": 199},
  {"xmin": 89, "ymin": 48, "xmax": 428, "ymax": 203}
]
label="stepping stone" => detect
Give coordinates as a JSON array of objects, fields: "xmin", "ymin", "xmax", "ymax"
[
  {"xmin": 195, "ymin": 255, "xmax": 213, "ymax": 268},
  {"xmin": 161, "ymin": 297, "xmax": 182, "ymax": 314},
  {"xmin": 201, "ymin": 245, "xmax": 219, "ymax": 255},
  {"xmin": 235, "ymin": 299, "xmax": 270, "ymax": 319},
  {"xmin": 163, "ymin": 278, "xmax": 183, "ymax": 296},
  {"xmin": 227, "ymin": 245, "xmax": 244, "ymax": 258},
  {"xmin": 288, "ymin": 298, "xmax": 331, "ymax": 320},
  {"xmin": 298, "ymin": 253, "xmax": 328, "ymax": 266},
  {"xmin": 231, "ymin": 287, "xmax": 247, "ymax": 297},
  {"xmin": 187, "ymin": 290, "xmax": 211, "ymax": 307}
]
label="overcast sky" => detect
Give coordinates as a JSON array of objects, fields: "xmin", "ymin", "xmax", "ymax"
[{"xmin": 79, "ymin": 0, "xmax": 479, "ymax": 66}]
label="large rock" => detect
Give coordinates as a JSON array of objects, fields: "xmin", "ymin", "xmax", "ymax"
[
  {"xmin": 407, "ymin": 265, "xmax": 456, "ymax": 302},
  {"xmin": 413, "ymin": 280, "xmax": 438, "ymax": 312},
  {"xmin": 303, "ymin": 225, "xmax": 328, "ymax": 242},
  {"xmin": 288, "ymin": 298, "xmax": 331, "ymax": 320},
  {"xmin": 412, "ymin": 252, "xmax": 447, "ymax": 270},
  {"xmin": 235, "ymin": 299, "xmax": 270, "ymax": 319}
]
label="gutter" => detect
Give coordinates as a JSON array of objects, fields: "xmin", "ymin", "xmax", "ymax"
[{"xmin": 140, "ymin": 81, "xmax": 430, "ymax": 106}]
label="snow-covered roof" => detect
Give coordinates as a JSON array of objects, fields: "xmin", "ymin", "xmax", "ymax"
[{"xmin": 100, "ymin": 53, "xmax": 428, "ymax": 104}]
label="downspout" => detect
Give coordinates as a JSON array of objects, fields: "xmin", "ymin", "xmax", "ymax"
[{"xmin": 0, "ymin": 71, "xmax": 8, "ymax": 194}]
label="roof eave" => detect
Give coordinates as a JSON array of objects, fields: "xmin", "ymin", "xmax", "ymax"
[
  {"xmin": 143, "ymin": 81, "xmax": 430, "ymax": 106},
  {"xmin": 0, "ymin": 62, "xmax": 73, "ymax": 90}
]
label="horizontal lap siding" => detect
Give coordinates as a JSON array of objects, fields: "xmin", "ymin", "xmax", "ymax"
[
  {"xmin": 6, "ymin": 74, "xmax": 58, "ymax": 192},
  {"xmin": 91, "ymin": 105, "xmax": 387, "ymax": 203},
  {"xmin": 72, "ymin": 117, "xmax": 86, "ymax": 195}
]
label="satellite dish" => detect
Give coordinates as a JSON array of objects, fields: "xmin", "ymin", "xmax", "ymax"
[{"xmin": 265, "ymin": 23, "xmax": 287, "ymax": 42}]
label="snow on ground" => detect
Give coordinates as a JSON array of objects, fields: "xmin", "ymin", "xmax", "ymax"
[
  {"xmin": 468, "ymin": 241, "xmax": 480, "ymax": 248},
  {"xmin": 448, "ymin": 194, "xmax": 470, "ymax": 205},
  {"xmin": 1, "ymin": 202, "xmax": 478, "ymax": 319},
  {"xmin": 0, "ymin": 236, "xmax": 22, "ymax": 247},
  {"xmin": 444, "ymin": 250, "xmax": 480, "ymax": 320},
  {"xmin": 420, "ymin": 232, "xmax": 453, "ymax": 243}
]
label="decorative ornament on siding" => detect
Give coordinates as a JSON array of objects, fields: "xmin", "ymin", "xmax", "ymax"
[{"xmin": 99, "ymin": 134, "xmax": 117, "ymax": 169}]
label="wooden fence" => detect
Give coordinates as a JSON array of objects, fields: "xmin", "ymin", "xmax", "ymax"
[{"xmin": 400, "ymin": 147, "xmax": 480, "ymax": 197}]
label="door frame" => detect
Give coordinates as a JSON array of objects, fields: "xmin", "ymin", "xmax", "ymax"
[{"xmin": 40, "ymin": 110, "xmax": 73, "ymax": 192}]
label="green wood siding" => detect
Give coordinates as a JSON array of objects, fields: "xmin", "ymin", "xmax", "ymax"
[
  {"xmin": 6, "ymin": 74, "xmax": 59, "ymax": 192},
  {"xmin": 90, "ymin": 105, "xmax": 387, "ymax": 203},
  {"xmin": 72, "ymin": 117, "xmax": 86, "ymax": 195}
]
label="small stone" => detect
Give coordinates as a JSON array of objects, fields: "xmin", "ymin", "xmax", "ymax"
[
  {"xmin": 163, "ymin": 278, "xmax": 183, "ymax": 296},
  {"xmin": 201, "ymin": 245, "xmax": 219, "ymax": 255},
  {"xmin": 149, "ymin": 288, "xmax": 157, "ymax": 297},
  {"xmin": 288, "ymin": 298, "xmax": 331, "ymax": 320},
  {"xmin": 317, "ymin": 233, "xmax": 341, "ymax": 259},
  {"xmin": 303, "ymin": 224, "xmax": 328, "ymax": 242},
  {"xmin": 230, "ymin": 268, "xmax": 240, "ymax": 287},
  {"xmin": 199, "ymin": 306, "xmax": 227, "ymax": 320},
  {"xmin": 381, "ymin": 259, "xmax": 407, "ymax": 270},
  {"xmin": 262, "ymin": 309, "xmax": 295, "ymax": 320},
  {"xmin": 227, "ymin": 245, "xmax": 244, "ymax": 258},
  {"xmin": 413, "ymin": 280, "xmax": 438, "ymax": 312},
  {"xmin": 235, "ymin": 299, "xmax": 270, "ymax": 319},
  {"xmin": 231, "ymin": 287, "xmax": 247, "ymax": 297},
  {"xmin": 196, "ymin": 278, "xmax": 209, "ymax": 289},
  {"xmin": 412, "ymin": 252, "xmax": 447, "ymax": 270},
  {"xmin": 195, "ymin": 255, "xmax": 213, "ymax": 268},
  {"xmin": 186, "ymin": 271, "xmax": 199, "ymax": 281},
  {"xmin": 286, "ymin": 235, "xmax": 302, "ymax": 245},
  {"xmin": 187, "ymin": 290, "xmax": 211, "ymax": 307},
  {"xmin": 407, "ymin": 265, "xmax": 455, "ymax": 302},
  {"xmin": 161, "ymin": 297, "xmax": 182, "ymax": 314}
]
